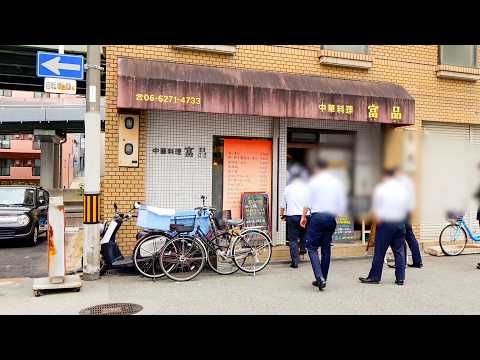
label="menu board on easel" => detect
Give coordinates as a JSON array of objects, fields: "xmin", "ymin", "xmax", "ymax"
[
  {"xmin": 241, "ymin": 192, "xmax": 271, "ymax": 234},
  {"xmin": 222, "ymin": 138, "xmax": 272, "ymax": 221},
  {"xmin": 333, "ymin": 216, "xmax": 355, "ymax": 243}
]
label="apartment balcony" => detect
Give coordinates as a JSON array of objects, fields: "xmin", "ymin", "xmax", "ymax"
[
  {"xmin": 0, "ymin": 140, "xmax": 40, "ymax": 159},
  {"xmin": 0, "ymin": 166, "xmax": 40, "ymax": 181}
]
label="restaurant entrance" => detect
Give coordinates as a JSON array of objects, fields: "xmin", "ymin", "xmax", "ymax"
[
  {"xmin": 285, "ymin": 128, "xmax": 369, "ymax": 245},
  {"xmin": 287, "ymin": 128, "xmax": 355, "ymax": 198}
]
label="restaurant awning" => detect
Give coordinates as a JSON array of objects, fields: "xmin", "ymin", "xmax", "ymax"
[{"xmin": 117, "ymin": 58, "xmax": 414, "ymax": 125}]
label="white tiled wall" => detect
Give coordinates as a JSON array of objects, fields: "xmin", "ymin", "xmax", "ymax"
[{"xmin": 146, "ymin": 110, "xmax": 272, "ymax": 210}]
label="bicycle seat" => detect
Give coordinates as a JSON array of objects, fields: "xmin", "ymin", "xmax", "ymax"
[{"xmin": 226, "ymin": 219, "xmax": 244, "ymax": 227}]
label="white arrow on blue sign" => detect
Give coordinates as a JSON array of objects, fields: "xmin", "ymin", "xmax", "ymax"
[{"xmin": 36, "ymin": 51, "xmax": 85, "ymax": 80}]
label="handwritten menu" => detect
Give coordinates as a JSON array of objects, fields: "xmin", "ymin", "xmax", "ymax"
[
  {"xmin": 241, "ymin": 192, "xmax": 270, "ymax": 232},
  {"xmin": 333, "ymin": 216, "xmax": 355, "ymax": 243},
  {"xmin": 223, "ymin": 139, "xmax": 272, "ymax": 220}
]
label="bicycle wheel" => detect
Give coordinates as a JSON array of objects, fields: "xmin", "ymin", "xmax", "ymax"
[
  {"xmin": 439, "ymin": 224, "xmax": 467, "ymax": 256},
  {"xmin": 133, "ymin": 234, "xmax": 172, "ymax": 279},
  {"xmin": 206, "ymin": 232, "xmax": 242, "ymax": 275},
  {"xmin": 232, "ymin": 229, "xmax": 272, "ymax": 274},
  {"xmin": 159, "ymin": 236, "xmax": 206, "ymax": 281}
]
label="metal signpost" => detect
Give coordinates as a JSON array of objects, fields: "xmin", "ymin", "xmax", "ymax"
[{"xmin": 32, "ymin": 46, "xmax": 87, "ymax": 295}]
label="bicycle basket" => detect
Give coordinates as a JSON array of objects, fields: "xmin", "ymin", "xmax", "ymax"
[
  {"xmin": 446, "ymin": 211, "xmax": 464, "ymax": 222},
  {"xmin": 170, "ymin": 210, "xmax": 197, "ymax": 233}
]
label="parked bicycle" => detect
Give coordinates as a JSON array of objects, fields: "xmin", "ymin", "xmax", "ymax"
[
  {"xmin": 439, "ymin": 211, "xmax": 480, "ymax": 256},
  {"xmin": 158, "ymin": 195, "xmax": 273, "ymax": 282}
]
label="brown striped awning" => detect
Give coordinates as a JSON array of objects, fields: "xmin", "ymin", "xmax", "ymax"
[{"xmin": 117, "ymin": 58, "xmax": 415, "ymax": 125}]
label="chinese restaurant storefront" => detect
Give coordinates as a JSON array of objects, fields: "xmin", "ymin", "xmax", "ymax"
[{"xmin": 116, "ymin": 58, "xmax": 414, "ymax": 249}]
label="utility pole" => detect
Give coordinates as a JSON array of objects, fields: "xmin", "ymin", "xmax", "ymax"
[{"xmin": 82, "ymin": 45, "xmax": 102, "ymax": 280}]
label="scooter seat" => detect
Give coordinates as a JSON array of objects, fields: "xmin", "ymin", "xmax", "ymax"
[{"xmin": 226, "ymin": 219, "xmax": 244, "ymax": 227}]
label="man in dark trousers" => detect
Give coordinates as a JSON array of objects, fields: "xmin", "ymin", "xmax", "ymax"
[
  {"xmin": 359, "ymin": 168, "xmax": 410, "ymax": 285},
  {"xmin": 300, "ymin": 159, "xmax": 347, "ymax": 291},
  {"xmin": 395, "ymin": 168, "xmax": 423, "ymax": 268},
  {"xmin": 280, "ymin": 165, "xmax": 309, "ymax": 268}
]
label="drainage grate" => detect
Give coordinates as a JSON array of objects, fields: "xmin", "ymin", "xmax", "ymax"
[{"xmin": 79, "ymin": 303, "xmax": 143, "ymax": 315}]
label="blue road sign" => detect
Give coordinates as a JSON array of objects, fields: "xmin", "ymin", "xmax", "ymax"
[{"xmin": 36, "ymin": 51, "xmax": 84, "ymax": 80}]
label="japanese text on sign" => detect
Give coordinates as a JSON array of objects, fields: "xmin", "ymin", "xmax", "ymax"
[
  {"xmin": 152, "ymin": 146, "xmax": 208, "ymax": 158},
  {"xmin": 391, "ymin": 106, "xmax": 402, "ymax": 121},
  {"xmin": 136, "ymin": 93, "xmax": 201, "ymax": 105},
  {"xmin": 319, "ymin": 103, "xmax": 353, "ymax": 114},
  {"xmin": 223, "ymin": 139, "xmax": 272, "ymax": 220},
  {"xmin": 368, "ymin": 104, "xmax": 379, "ymax": 120}
]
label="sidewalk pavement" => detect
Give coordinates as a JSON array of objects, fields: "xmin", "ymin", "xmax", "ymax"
[{"xmin": 1, "ymin": 254, "xmax": 480, "ymax": 315}]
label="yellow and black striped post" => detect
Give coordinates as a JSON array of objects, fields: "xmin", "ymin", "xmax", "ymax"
[{"xmin": 83, "ymin": 193, "xmax": 100, "ymax": 224}]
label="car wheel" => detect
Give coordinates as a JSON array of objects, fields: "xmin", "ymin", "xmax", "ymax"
[{"xmin": 29, "ymin": 225, "xmax": 39, "ymax": 247}]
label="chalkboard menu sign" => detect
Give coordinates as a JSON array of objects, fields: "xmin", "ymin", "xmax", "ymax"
[
  {"xmin": 333, "ymin": 216, "xmax": 355, "ymax": 243},
  {"xmin": 240, "ymin": 192, "xmax": 270, "ymax": 234}
]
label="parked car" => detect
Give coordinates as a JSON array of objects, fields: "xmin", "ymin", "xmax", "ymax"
[{"xmin": 0, "ymin": 185, "xmax": 49, "ymax": 246}]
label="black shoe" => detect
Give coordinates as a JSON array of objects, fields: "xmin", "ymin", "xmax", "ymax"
[
  {"xmin": 476, "ymin": 263, "xmax": 480, "ymax": 269},
  {"xmin": 312, "ymin": 280, "xmax": 326, "ymax": 290},
  {"xmin": 290, "ymin": 263, "xmax": 298, "ymax": 268},
  {"xmin": 408, "ymin": 263, "xmax": 423, "ymax": 268},
  {"xmin": 395, "ymin": 280, "xmax": 405, "ymax": 286},
  {"xmin": 359, "ymin": 277, "xmax": 379, "ymax": 284}
]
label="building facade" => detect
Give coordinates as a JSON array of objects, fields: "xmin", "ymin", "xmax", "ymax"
[
  {"xmin": 103, "ymin": 45, "xmax": 480, "ymax": 255},
  {"xmin": 0, "ymin": 133, "xmax": 40, "ymax": 184}
]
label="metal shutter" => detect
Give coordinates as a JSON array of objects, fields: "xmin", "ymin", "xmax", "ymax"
[
  {"xmin": 420, "ymin": 122, "xmax": 471, "ymax": 241},
  {"xmin": 468, "ymin": 125, "xmax": 480, "ymax": 234}
]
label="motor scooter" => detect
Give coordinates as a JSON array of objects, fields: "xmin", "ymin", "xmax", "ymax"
[{"xmin": 99, "ymin": 202, "xmax": 174, "ymax": 278}]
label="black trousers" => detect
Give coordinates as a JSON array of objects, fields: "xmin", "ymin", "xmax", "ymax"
[
  {"xmin": 404, "ymin": 216, "xmax": 422, "ymax": 266},
  {"xmin": 368, "ymin": 222, "xmax": 406, "ymax": 282},
  {"xmin": 286, "ymin": 215, "xmax": 306, "ymax": 266}
]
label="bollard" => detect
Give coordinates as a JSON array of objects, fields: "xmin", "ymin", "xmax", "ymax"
[{"xmin": 32, "ymin": 193, "xmax": 82, "ymax": 296}]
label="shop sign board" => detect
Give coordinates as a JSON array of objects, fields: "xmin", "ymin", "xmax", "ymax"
[
  {"xmin": 222, "ymin": 139, "xmax": 272, "ymax": 221},
  {"xmin": 333, "ymin": 216, "xmax": 355, "ymax": 243},
  {"xmin": 117, "ymin": 58, "xmax": 415, "ymax": 125},
  {"xmin": 240, "ymin": 192, "xmax": 270, "ymax": 234}
]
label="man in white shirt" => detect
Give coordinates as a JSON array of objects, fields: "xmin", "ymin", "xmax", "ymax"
[
  {"xmin": 396, "ymin": 168, "xmax": 423, "ymax": 268},
  {"xmin": 359, "ymin": 168, "xmax": 410, "ymax": 285},
  {"xmin": 280, "ymin": 166, "xmax": 309, "ymax": 268},
  {"xmin": 300, "ymin": 159, "xmax": 347, "ymax": 291}
]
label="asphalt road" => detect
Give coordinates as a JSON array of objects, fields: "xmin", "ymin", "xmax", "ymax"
[
  {"xmin": 2, "ymin": 253, "xmax": 480, "ymax": 314},
  {"xmin": 0, "ymin": 235, "xmax": 48, "ymax": 278}
]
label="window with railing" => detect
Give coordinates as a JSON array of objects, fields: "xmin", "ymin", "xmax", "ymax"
[
  {"xmin": 33, "ymin": 159, "xmax": 41, "ymax": 176},
  {"xmin": 440, "ymin": 45, "xmax": 477, "ymax": 68},
  {"xmin": 0, "ymin": 159, "xmax": 12, "ymax": 176},
  {"xmin": 0, "ymin": 135, "xmax": 11, "ymax": 149},
  {"xmin": 322, "ymin": 45, "xmax": 369, "ymax": 54}
]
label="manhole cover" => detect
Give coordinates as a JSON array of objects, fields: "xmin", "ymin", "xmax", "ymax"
[{"xmin": 79, "ymin": 303, "xmax": 143, "ymax": 315}]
